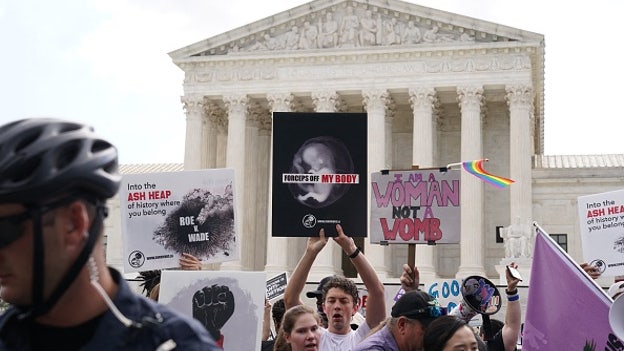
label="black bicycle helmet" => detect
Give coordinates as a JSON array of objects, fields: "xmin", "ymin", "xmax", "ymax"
[
  {"xmin": 0, "ymin": 118, "xmax": 120, "ymax": 318},
  {"xmin": 0, "ymin": 118, "xmax": 120, "ymax": 204}
]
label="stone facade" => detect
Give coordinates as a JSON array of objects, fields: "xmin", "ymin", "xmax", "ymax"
[{"xmin": 103, "ymin": 1, "xmax": 623, "ymax": 294}]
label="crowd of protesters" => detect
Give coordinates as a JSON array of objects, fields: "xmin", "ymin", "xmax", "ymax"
[{"xmin": 1, "ymin": 117, "xmax": 617, "ymax": 351}]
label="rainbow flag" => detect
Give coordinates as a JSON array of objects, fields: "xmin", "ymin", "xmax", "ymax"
[{"xmin": 461, "ymin": 159, "xmax": 514, "ymax": 188}]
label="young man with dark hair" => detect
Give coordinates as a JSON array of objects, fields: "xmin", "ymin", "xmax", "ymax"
[{"xmin": 284, "ymin": 224, "xmax": 386, "ymax": 350}]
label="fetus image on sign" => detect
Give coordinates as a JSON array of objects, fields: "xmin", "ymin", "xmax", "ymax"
[{"xmin": 289, "ymin": 136, "xmax": 354, "ymax": 208}]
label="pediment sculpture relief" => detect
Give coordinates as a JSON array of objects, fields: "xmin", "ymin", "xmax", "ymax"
[{"xmin": 195, "ymin": 2, "xmax": 510, "ymax": 56}]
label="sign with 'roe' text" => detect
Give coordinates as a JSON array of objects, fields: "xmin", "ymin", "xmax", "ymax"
[
  {"xmin": 370, "ymin": 169, "xmax": 460, "ymax": 244},
  {"xmin": 120, "ymin": 168, "xmax": 238, "ymax": 272}
]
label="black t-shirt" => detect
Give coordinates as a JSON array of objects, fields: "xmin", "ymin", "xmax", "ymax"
[{"xmin": 486, "ymin": 330, "xmax": 516, "ymax": 351}]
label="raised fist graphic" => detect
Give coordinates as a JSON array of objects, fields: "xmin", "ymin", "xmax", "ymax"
[{"xmin": 192, "ymin": 284, "xmax": 235, "ymax": 341}]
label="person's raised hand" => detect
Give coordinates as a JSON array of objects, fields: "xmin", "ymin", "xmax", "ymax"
[
  {"xmin": 332, "ymin": 224, "xmax": 357, "ymax": 255},
  {"xmin": 580, "ymin": 262, "xmax": 601, "ymax": 280},
  {"xmin": 307, "ymin": 228, "xmax": 328, "ymax": 254},
  {"xmin": 400, "ymin": 263, "xmax": 420, "ymax": 292},
  {"xmin": 505, "ymin": 262, "xmax": 521, "ymax": 292}
]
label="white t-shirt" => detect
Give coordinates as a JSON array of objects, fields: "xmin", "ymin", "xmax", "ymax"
[{"xmin": 319, "ymin": 322, "xmax": 371, "ymax": 351}]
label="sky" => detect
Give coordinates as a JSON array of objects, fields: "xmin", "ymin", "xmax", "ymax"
[{"xmin": 1, "ymin": 0, "xmax": 622, "ymax": 164}]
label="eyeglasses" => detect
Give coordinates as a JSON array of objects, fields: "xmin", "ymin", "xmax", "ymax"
[{"xmin": 0, "ymin": 211, "xmax": 32, "ymax": 249}]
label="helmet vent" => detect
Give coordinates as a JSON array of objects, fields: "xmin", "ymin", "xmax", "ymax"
[
  {"xmin": 91, "ymin": 140, "xmax": 110, "ymax": 153},
  {"xmin": 55, "ymin": 141, "xmax": 80, "ymax": 170},
  {"xmin": 9, "ymin": 154, "xmax": 41, "ymax": 182},
  {"xmin": 15, "ymin": 130, "xmax": 42, "ymax": 153}
]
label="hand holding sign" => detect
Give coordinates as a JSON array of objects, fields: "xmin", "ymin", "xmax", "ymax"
[
  {"xmin": 400, "ymin": 263, "xmax": 420, "ymax": 292},
  {"xmin": 306, "ymin": 228, "xmax": 329, "ymax": 254},
  {"xmin": 192, "ymin": 284, "xmax": 235, "ymax": 341},
  {"xmin": 332, "ymin": 224, "xmax": 357, "ymax": 254}
]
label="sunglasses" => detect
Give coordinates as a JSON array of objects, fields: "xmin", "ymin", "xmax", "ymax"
[
  {"xmin": 0, "ymin": 211, "xmax": 32, "ymax": 249},
  {"xmin": 0, "ymin": 197, "xmax": 80, "ymax": 249}
]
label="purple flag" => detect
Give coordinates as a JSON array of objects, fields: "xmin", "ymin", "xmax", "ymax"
[{"xmin": 524, "ymin": 224, "xmax": 622, "ymax": 350}]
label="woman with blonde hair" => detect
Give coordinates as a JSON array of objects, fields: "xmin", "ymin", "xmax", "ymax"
[{"xmin": 274, "ymin": 305, "xmax": 321, "ymax": 351}]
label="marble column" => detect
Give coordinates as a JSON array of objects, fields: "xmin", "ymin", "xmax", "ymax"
[
  {"xmin": 265, "ymin": 93, "xmax": 295, "ymax": 277},
  {"xmin": 310, "ymin": 90, "xmax": 344, "ymax": 279},
  {"xmin": 202, "ymin": 101, "xmax": 222, "ymax": 169},
  {"xmin": 244, "ymin": 103, "xmax": 262, "ymax": 270},
  {"xmin": 506, "ymin": 85, "xmax": 534, "ymax": 251},
  {"xmin": 181, "ymin": 96, "xmax": 204, "ymax": 170},
  {"xmin": 220, "ymin": 94, "xmax": 250, "ymax": 271},
  {"xmin": 214, "ymin": 117, "xmax": 228, "ymax": 169},
  {"xmin": 409, "ymin": 87, "xmax": 439, "ymax": 281},
  {"xmin": 256, "ymin": 111, "xmax": 272, "ymax": 272},
  {"xmin": 456, "ymin": 86, "xmax": 487, "ymax": 278},
  {"xmin": 200, "ymin": 107, "xmax": 228, "ymax": 271},
  {"xmin": 363, "ymin": 89, "xmax": 392, "ymax": 280}
]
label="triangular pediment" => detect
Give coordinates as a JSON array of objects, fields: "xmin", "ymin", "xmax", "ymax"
[{"xmin": 169, "ymin": 0, "xmax": 543, "ymax": 59}]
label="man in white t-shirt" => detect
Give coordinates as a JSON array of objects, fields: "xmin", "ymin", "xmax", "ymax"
[{"xmin": 284, "ymin": 224, "xmax": 386, "ymax": 351}]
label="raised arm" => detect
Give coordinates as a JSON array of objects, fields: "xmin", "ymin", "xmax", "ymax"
[
  {"xmin": 333, "ymin": 224, "xmax": 386, "ymax": 328},
  {"xmin": 262, "ymin": 298, "xmax": 272, "ymax": 341},
  {"xmin": 501, "ymin": 262, "xmax": 522, "ymax": 351},
  {"xmin": 283, "ymin": 229, "xmax": 328, "ymax": 309}
]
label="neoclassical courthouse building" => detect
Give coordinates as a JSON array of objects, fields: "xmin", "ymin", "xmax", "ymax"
[{"xmin": 105, "ymin": 0, "xmax": 624, "ymax": 293}]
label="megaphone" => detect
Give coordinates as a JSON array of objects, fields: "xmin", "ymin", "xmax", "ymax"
[
  {"xmin": 449, "ymin": 275, "xmax": 502, "ymax": 341},
  {"xmin": 609, "ymin": 294, "xmax": 624, "ymax": 339}
]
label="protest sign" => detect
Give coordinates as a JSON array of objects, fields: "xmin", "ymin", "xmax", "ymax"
[
  {"xmin": 159, "ymin": 270, "xmax": 265, "ymax": 350},
  {"xmin": 578, "ymin": 189, "xmax": 624, "ymax": 276},
  {"xmin": 271, "ymin": 112, "xmax": 367, "ymax": 237},
  {"xmin": 524, "ymin": 223, "xmax": 621, "ymax": 350},
  {"xmin": 370, "ymin": 169, "xmax": 460, "ymax": 244},
  {"xmin": 266, "ymin": 272, "xmax": 288, "ymax": 301},
  {"xmin": 120, "ymin": 168, "xmax": 238, "ymax": 272}
]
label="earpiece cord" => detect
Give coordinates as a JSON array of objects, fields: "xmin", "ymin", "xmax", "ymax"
[{"xmin": 87, "ymin": 256, "xmax": 134, "ymax": 328}]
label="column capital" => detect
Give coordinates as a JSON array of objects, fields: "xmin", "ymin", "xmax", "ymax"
[
  {"xmin": 311, "ymin": 91, "xmax": 339, "ymax": 112},
  {"xmin": 408, "ymin": 87, "xmax": 438, "ymax": 111},
  {"xmin": 223, "ymin": 94, "xmax": 250, "ymax": 116},
  {"xmin": 181, "ymin": 95, "xmax": 204, "ymax": 117},
  {"xmin": 362, "ymin": 89, "xmax": 389, "ymax": 112},
  {"xmin": 204, "ymin": 101, "xmax": 227, "ymax": 134},
  {"xmin": 505, "ymin": 84, "xmax": 534, "ymax": 109},
  {"xmin": 267, "ymin": 92, "xmax": 295, "ymax": 112},
  {"xmin": 457, "ymin": 85, "xmax": 484, "ymax": 112},
  {"xmin": 248, "ymin": 102, "xmax": 270, "ymax": 129}
]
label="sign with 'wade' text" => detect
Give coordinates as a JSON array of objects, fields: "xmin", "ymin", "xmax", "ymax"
[
  {"xmin": 370, "ymin": 169, "xmax": 460, "ymax": 244},
  {"xmin": 120, "ymin": 168, "xmax": 238, "ymax": 273}
]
